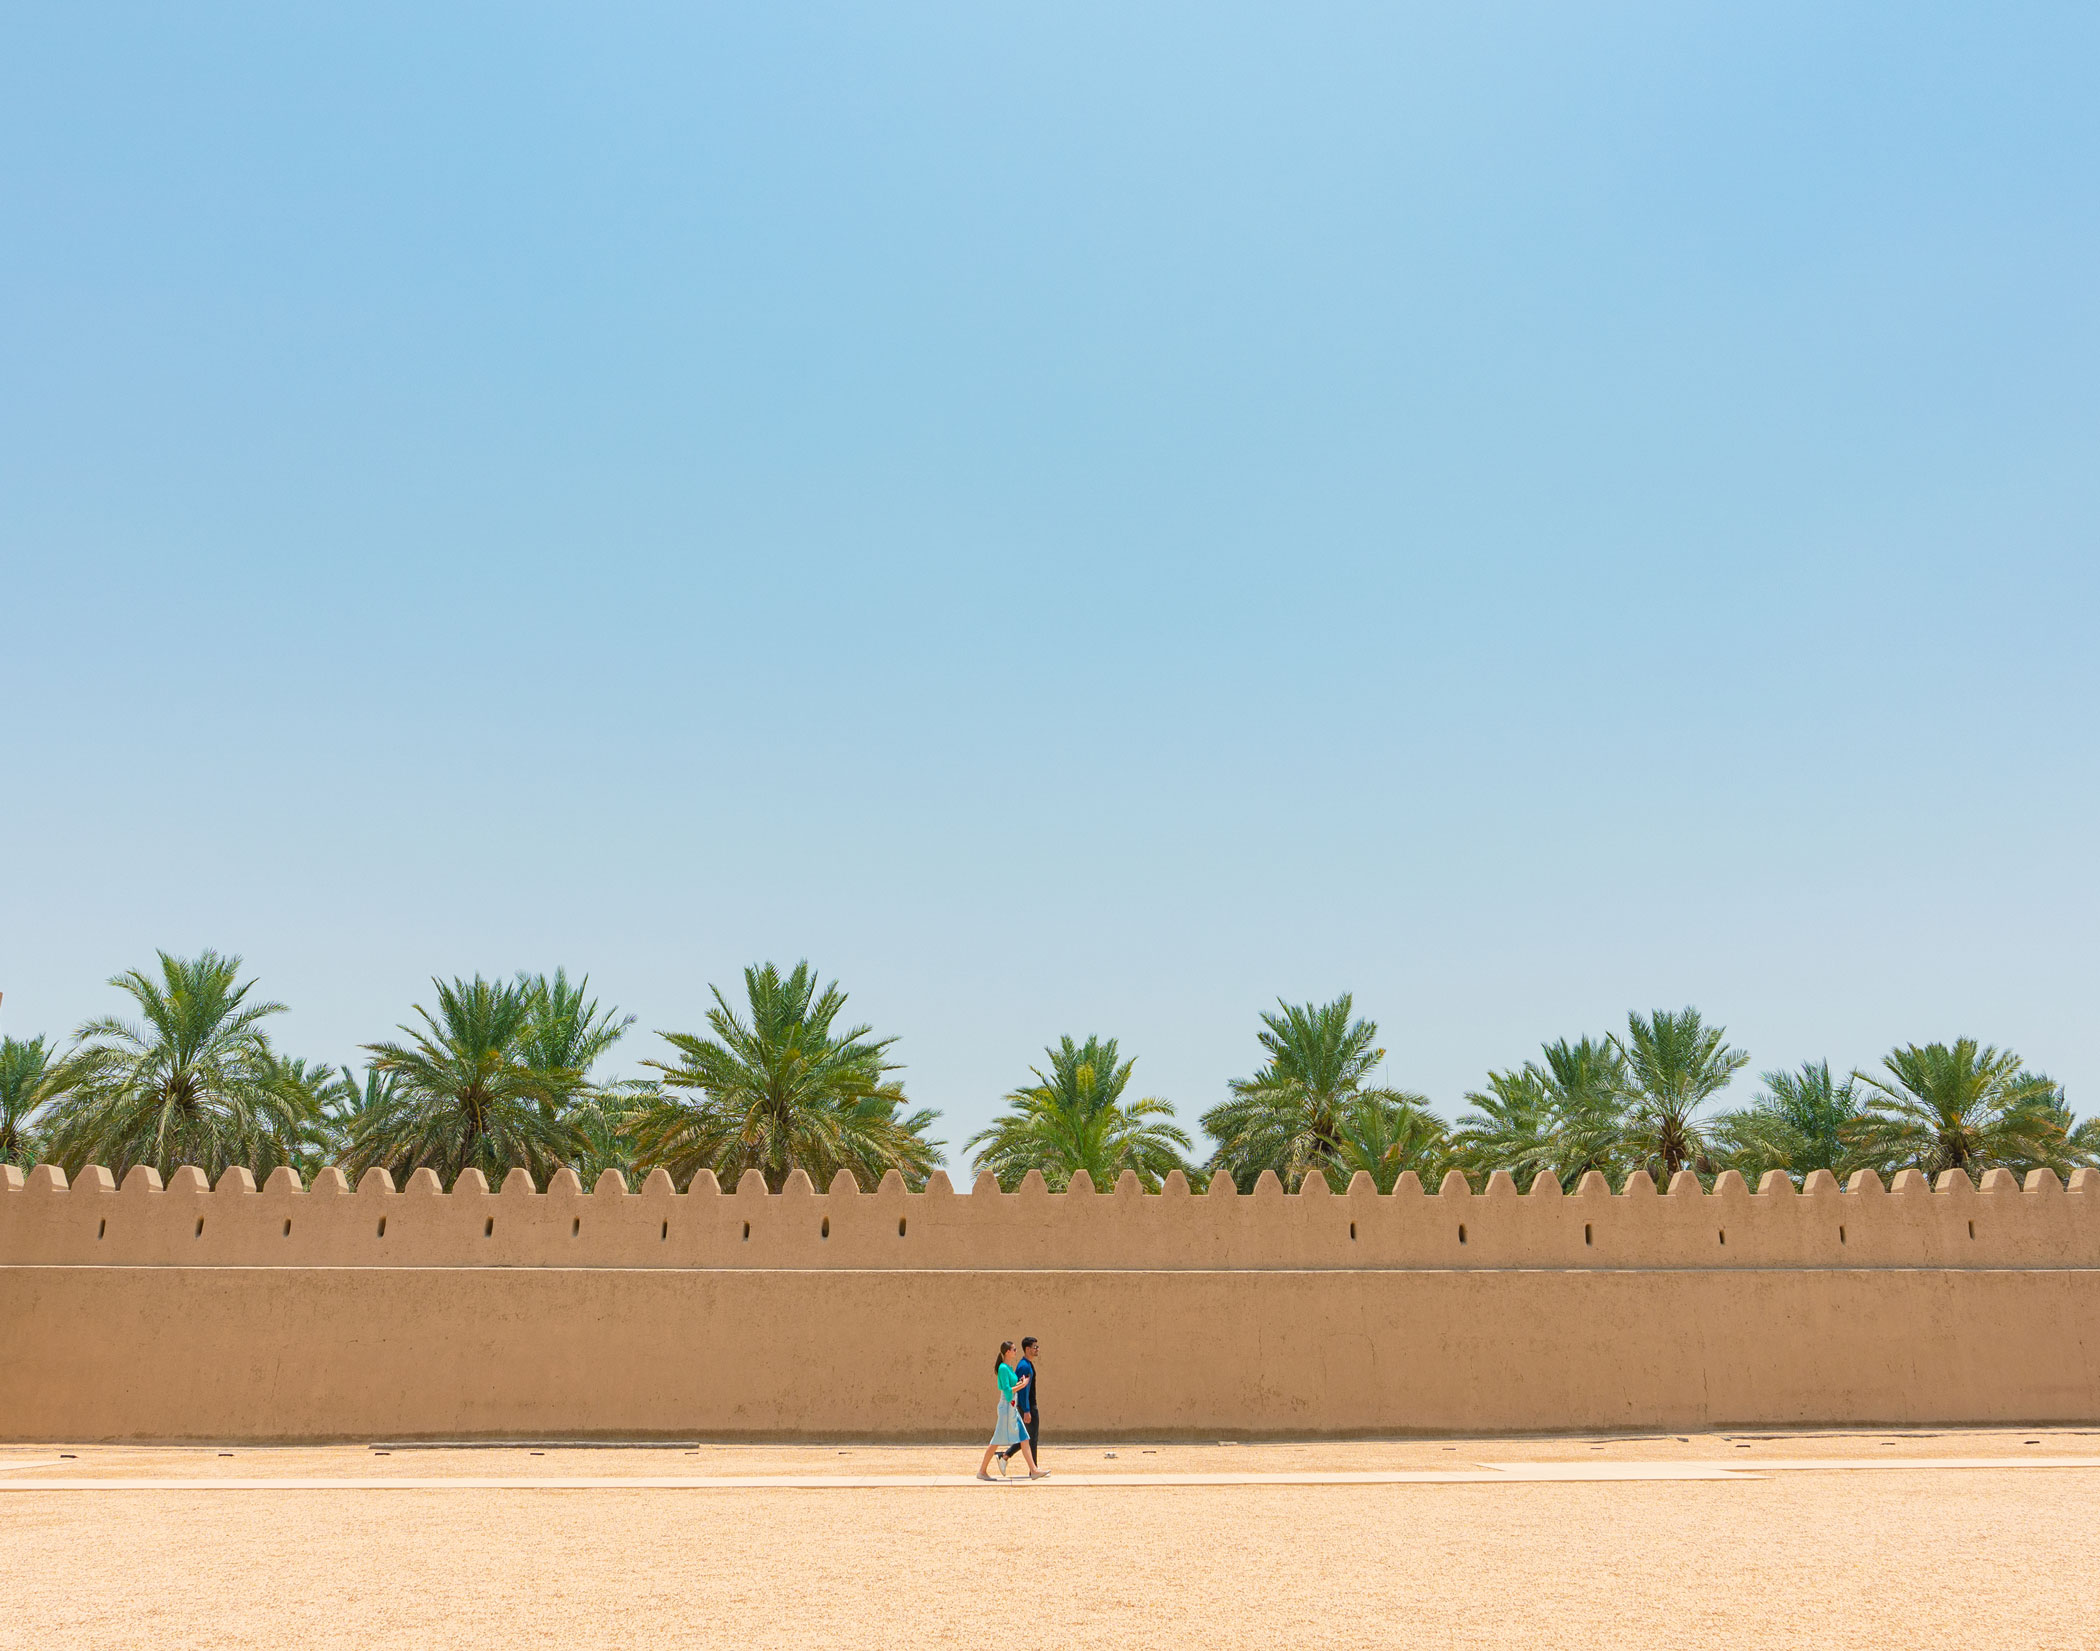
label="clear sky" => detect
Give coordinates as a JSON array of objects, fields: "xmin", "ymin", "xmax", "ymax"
[{"xmin": 3, "ymin": 3, "xmax": 2096, "ymax": 1163}]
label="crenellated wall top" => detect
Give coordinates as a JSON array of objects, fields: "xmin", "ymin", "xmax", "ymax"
[{"xmin": 3, "ymin": 1159, "xmax": 2097, "ymax": 1271}]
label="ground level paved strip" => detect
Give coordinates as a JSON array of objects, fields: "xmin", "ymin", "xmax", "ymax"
[
  {"xmin": 1485, "ymin": 1456, "xmax": 2100, "ymax": 1479},
  {"xmin": 4, "ymin": 1458, "xmax": 2099, "ymax": 1490},
  {"xmin": 0, "ymin": 1470, "xmax": 1735, "ymax": 1489}
]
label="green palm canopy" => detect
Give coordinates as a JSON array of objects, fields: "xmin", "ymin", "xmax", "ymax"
[
  {"xmin": 1850, "ymin": 1040, "xmax": 2070, "ymax": 1179},
  {"xmin": 1454, "ymin": 1067, "xmax": 1559, "ymax": 1190},
  {"xmin": 38, "ymin": 950, "xmax": 317, "ymax": 1180},
  {"xmin": 1326, "ymin": 1089, "xmax": 1452, "ymax": 1193},
  {"xmin": 518, "ymin": 969, "xmax": 648, "ymax": 1184},
  {"xmin": 1201, "ymin": 994, "xmax": 1437, "ymax": 1191},
  {"xmin": 1614, "ymin": 1006, "xmax": 1748, "ymax": 1183},
  {"xmin": 1, "ymin": 1034, "xmax": 55, "ymax": 1169},
  {"xmin": 351, "ymin": 975, "xmax": 589, "ymax": 1184},
  {"xmin": 1713, "ymin": 1060, "xmax": 1865, "ymax": 1182},
  {"xmin": 966, "ymin": 1035, "xmax": 1192, "ymax": 1191},
  {"xmin": 1454, "ymin": 1037, "xmax": 1631, "ymax": 1191},
  {"xmin": 631, "ymin": 961, "xmax": 942, "ymax": 1191}
]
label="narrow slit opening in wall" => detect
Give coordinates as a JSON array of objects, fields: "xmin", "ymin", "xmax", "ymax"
[
  {"xmin": 661, "ymin": 1220, "xmax": 668, "ymax": 1240},
  {"xmin": 572, "ymin": 1218, "xmax": 580, "ymax": 1237},
  {"xmin": 1349, "ymin": 1222, "xmax": 1356, "ymax": 1241},
  {"xmin": 1968, "ymin": 1220, "xmax": 1975, "ymax": 1239},
  {"xmin": 485, "ymin": 1218, "xmax": 494, "ymax": 1237},
  {"xmin": 1458, "ymin": 1224, "xmax": 1467, "ymax": 1244},
  {"xmin": 898, "ymin": 1218, "xmax": 907, "ymax": 1237},
  {"xmin": 98, "ymin": 1219, "xmax": 106, "ymax": 1240},
  {"xmin": 820, "ymin": 1217, "xmax": 830, "ymax": 1239},
  {"xmin": 377, "ymin": 1218, "xmax": 386, "ymax": 1238},
  {"xmin": 1839, "ymin": 1225, "xmax": 1846, "ymax": 1244},
  {"xmin": 1718, "ymin": 1229, "xmax": 1726, "ymax": 1245},
  {"xmin": 742, "ymin": 1222, "xmax": 751, "ymax": 1241},
  {"xmin": 195, "ymin": 1218, "xmax": 204, "ymax": 1238},
  {"xmin": 1583, "ymin": 1223, "xmax": 1592, "ymax": 1246},
  {"xmin": 283, "ymin": 1220, "xmax": 291, "ymax": 1237}
]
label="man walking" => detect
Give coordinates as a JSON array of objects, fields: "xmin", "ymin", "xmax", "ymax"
[{"xmin": 1001, "ymin": 1337, "xmax": 1041, "ymax": 1469}]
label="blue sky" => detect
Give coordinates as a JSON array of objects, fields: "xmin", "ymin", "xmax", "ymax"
[{"xmin": 3, "ymin": 2, "xmax": 2095, "ymax": 1161}]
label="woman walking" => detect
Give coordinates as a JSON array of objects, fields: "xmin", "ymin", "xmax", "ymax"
[{"xmin": 977, "ymin": 1341, "xmax": 1046, "ymax": 1481}]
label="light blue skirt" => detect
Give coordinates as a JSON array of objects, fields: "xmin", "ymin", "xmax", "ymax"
[{"xmin": 990, "ymin": 1398, "xmax": 1027, "ymax": 1448}]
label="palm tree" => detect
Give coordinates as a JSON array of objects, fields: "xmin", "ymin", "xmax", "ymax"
[
  {"xmin": 1327, "ymin": 1091, "xmax": 1452, "ymax": 1192},
  {"xmin": 1454, "ymin": 1037, "xmax": 1629, "ymax": 1189},
  {"xmin": 518, "ymin": 969, "xmax": 642, "ymax": 1181},
  {"xmin": 37, "ymin": 950, "xmax": 318, "ymax": 1180},
  {"xmin": 1851, "ymin": 1041, "xmax": 2069, "ymax": 1180},
  {"xmin": 2018, "ymin": 1075, "xmax": 2100, "ymax": 1174},
  {"xmin": 1201, "ymin": 995, "xmax": 1429, "ymax": 1191},
  {"xmin": 966, "ymin": 1035, "xmax": 1192, "ymax": 1191},
  {"xmin": 2065, "ymin": 1100, "xmax": 2100, "ymax": 1172},
  {"xmin": 314, "ymin": 1063, "xmax": 400, "ymax": 1173},
  {"xmin": 573, "ymin": 1079, "xmax": 660, "ymax": 1185},
  {"xmin": 1536, "ymin": 1036, "xmax": 1630, "ymax": 1186},
  {"xmin": 516, "ymin": 970, "xmax": 635, "ymax": 1087},
  {"xmin": 1613, "ymin": 1007, "xmax": 1748, "ymax": 1183},
  {"xmin": 630, "ymin": 961, "xmax": 942, "ymax": 1190},
  {"xmin": 1453, "ymin": 1068, "xmax": 1558, "ymax": 1190},
  {"xmin": 1, "ymin": 1034, "xmax": 54, "ymax": 1168},
  {"xmin": 249, "ymin": 1050, "xmax": 353, "ymax": 1178},
  {"xmin": 351, "ymin": 976, "xmax": 588, "ymax": 1184},
  {"xmin": 1713, "ymin": 1060, "xmax": 1864, "ymax": 1183}
]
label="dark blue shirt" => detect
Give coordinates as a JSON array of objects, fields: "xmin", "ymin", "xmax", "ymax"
[{"xmin": 1014, "ymin": 1356, "xmax": 1037, "ymax": 1416}]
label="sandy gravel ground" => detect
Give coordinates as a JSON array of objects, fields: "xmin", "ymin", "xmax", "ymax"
[{"xmin": 4, "ymin": 1431, "xmax": 2097, "ymax": 1648}]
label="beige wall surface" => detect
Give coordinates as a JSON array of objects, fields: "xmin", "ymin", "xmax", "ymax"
[
  {"xmin": 3, "ymin": 1264, "xmax": 2099, "ymax": 1442},
  {"xmin": 5, "ymin": 1163, "xmax": 2099, "ymax": 1440}
]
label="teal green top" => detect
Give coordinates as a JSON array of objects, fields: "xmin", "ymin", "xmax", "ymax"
[{"xmin": 997, "ymin": 1363, "xmax": 1018, "ymax": 1402}]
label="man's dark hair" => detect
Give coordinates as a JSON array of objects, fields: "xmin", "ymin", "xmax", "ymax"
[{"xmin": 1021, "ymin": 1337, "xmax": 1038, "ymax": 1350}]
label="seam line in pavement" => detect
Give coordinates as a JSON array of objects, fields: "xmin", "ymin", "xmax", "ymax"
[{"xmin": 3, "ymin": 1458, "xmax": 2098, "ymax": 1490}]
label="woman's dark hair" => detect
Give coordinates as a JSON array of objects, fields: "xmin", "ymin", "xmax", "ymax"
[{"xmin": 995, "ymin": 1340, "xmax": 1016, "ymax": 1372}]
